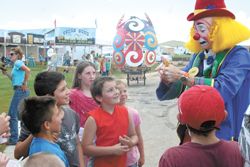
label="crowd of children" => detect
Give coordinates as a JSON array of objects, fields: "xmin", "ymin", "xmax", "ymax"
[
  {"xmin": 0, "ymin": 45, "xmax": 144, "ymax": 167},
  {"xmin": 0, "ymin": 65, "xmax": 145, "ymax": 167},
  {"xmin": 15, "ymin": 73, "xmax": 142, "ymax": 167}
]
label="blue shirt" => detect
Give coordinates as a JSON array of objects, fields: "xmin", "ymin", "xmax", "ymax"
[
  {"xmin": 11, "ymin": 60, "xmax": 25, "ymax": 86},
  {"xmin": 29, "ymin": 137, "xmax": 69, "ymax": 167}
]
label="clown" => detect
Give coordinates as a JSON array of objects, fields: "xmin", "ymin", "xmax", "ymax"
[{"xmin": 156, "ymin": 0, "xmax": 250, "ymax": 141}]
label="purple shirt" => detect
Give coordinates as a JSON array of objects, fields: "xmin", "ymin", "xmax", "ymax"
[{"xmin": 159, "ymin": 140, "xmax": 244, "ymax": 167}]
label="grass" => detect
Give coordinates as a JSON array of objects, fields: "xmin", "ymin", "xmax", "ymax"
[{"xmin": 0, "ymin": 64, "xmax": 126, "ymax": 114}]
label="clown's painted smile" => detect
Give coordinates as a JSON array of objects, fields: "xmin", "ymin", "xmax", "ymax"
[{"xmin": 199, "ymin": 38, "xmax": 209, "ymax": 48}]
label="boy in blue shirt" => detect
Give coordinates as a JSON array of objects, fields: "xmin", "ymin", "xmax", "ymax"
[{"xmin": 20, "ymin": 96, "xmax": 69, "ymax": 167}]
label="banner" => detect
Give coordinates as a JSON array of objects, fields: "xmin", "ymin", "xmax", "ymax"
[{"xmin": 55, "ymin": 27, "xmax": 96, "ymax": 45}]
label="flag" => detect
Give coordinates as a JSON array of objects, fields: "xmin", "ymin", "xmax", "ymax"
[
  {"xmin": 53, "ymin": 19, "xmax": 57, "ymax": 48},
  {"xmin": 54, "ymin": 19, "xmax": 57, "ymax": 28},
  {"xmin": 95, "ymin": 19, "xmax": 97, "ymax": 28}
]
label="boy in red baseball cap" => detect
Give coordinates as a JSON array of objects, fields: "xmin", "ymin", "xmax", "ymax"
[{"xmin": 159, "ymin": 85, "xmax": 244, "ymax": 167}]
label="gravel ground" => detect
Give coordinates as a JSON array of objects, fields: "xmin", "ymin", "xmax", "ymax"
[{"xmin": 125, "ymin": 72, "xmax": 179, "ymax": 167}]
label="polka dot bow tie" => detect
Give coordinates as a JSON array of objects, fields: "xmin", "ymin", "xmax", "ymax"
[{"xmin": 206, "ymin": 56, "xmax": 215, "ymax": 65}]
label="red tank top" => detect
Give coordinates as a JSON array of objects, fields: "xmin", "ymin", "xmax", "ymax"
[{"xmin": 89, "ymin": 105, "xmax": 129, "ymax": 167}]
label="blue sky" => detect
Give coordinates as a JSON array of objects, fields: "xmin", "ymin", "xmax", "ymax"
[{"xmin": 1, "ymin": 0, "xmax": 250, "ymax": 44}]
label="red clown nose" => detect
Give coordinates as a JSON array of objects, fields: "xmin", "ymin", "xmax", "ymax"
[{"xmin": 193, "ymin": 33, "xmax": 200, "ymax": 40}]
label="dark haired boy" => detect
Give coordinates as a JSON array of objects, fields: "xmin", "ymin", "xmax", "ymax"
[
  {"xmin": 159, "ymin": 85, "xmax": 244, "ymax": 167},
  {"xmin": 21, "ymin": 96, "xmax": 69, "ymax": 167},
  {"xmin": 14, "ymin": 71, "xmax": 84, "ymax": 167},
  {"xmin": 82, "ymin": 76, "xmax": 138, "ymax": 167}
]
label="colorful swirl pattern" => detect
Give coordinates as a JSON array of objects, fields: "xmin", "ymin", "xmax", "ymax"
[
  {"xmin": 125, "ymin": 17, "xmax": 145, "ymax": 32},
  {"xmin": 145, "ymin": 51, "xmax": 156, "ymax": 66},
  {"xmin": 113, "ymin": 51, "xmax": 125, "ymax": 67},
  {"xmin": 125, "ymin": 50, "xmax": 144, "ymax": 67},
  {"xmin": 144, "ymin": 31, "xmax": 158, "ymax": 51},
  {"xmin": 113, "ymin": 33, "xmax": 125, "ymax": 51}
]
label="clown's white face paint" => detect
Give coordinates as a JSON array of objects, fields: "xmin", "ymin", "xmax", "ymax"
[{"xmin": 193, "ymin": 17, "xmax": 213, "ymax": 50}]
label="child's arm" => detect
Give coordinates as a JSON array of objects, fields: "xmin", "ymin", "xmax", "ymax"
[
  {"xmin": 14, "ymin": 134, "xmax": 33, "ymax": 159},
  {"xmin": 0, "ymin": 152, "xmax": 9, "ymax": 167},
  {"xmin": 77, "ymin": 136, "xmax": 85, "ymax": 167},
  {"xmin": 82, "ymin": 116, "xmax": 130, "ymax": 157},
  {"xmin": 135, "ymin": 124, "xmax": 145, "ymax": 167}
]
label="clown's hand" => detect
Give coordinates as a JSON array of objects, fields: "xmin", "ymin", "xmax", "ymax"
[
  {"xmin": 158, "ymin": 64, "xmax": 185, "ymax": 84},
  {"xmin": 156, "ymin": 57, "xmax": 183, "ymax": 84},
  {"xmin": 155, "ymin": 57, "xmax": 171, "ymax": 72}
]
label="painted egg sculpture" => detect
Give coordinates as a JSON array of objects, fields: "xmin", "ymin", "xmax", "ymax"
[{"xmin": 113, "ymin": 14, "xmax": 158, "ymax": 67}]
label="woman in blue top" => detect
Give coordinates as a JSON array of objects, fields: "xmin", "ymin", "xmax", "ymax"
[{"xmin": 2, "ymin": 47, "xmax": 30, "ymax": 145}]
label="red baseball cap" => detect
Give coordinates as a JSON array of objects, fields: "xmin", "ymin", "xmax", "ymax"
[
  {"xmin": 178, "ymin": 85, "xmax": 226, "ymax": 131},
  {"xmin": 187, "ymin": 0, "xmax": 235, "ymax": 21}
]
